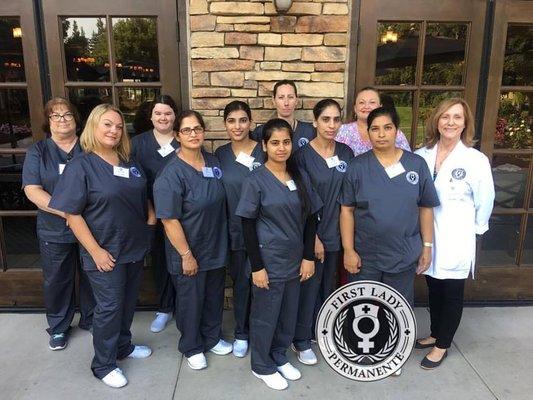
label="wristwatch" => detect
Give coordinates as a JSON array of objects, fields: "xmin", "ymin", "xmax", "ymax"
[{"xmin": 423, "ymin": 242, "xmax": 433, "ymax": 248}]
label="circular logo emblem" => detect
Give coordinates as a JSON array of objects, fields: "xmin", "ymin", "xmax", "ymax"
[
  {"xmin": 129, "ymin": 167, "xmax": 141, "ymax": 178},
  {"xmin": 406, "ymin": 171, "xmax": 419, "ymax": 185},
  {"xmin": 316, "ymin": 281, "xmax": 416, "ymax": 381},
  {"xmin": 451, "ymin": 168, "xmax": 466, "ymax": 180},
  {"xmin": 251, "ymin": 161, "xmax": 262, "ymax": 170},
  {"xmin": 213, "ymin": 166, "xmax": 223, "ymax": 179},
  {"xmin": 298, "ymin": 137, "xmax": 310, "ymax": 147},
  {"xmin": 335, "ymin": 160, "xmax": 348, "ymax": 173}
]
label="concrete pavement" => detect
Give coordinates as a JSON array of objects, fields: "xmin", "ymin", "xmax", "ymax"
[{"xmin": 0, "ymin": 307, "xmax": 531, "ymax": 400}]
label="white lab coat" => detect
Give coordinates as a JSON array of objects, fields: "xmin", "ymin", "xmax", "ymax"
[{"xmin": 415, "ymin": 142, "xmax": 495, "ymax": 279}]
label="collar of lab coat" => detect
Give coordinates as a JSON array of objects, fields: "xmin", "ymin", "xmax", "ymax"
[{"xmin": 421, "ymin": 140, "xmax": 468, "ymax": 183}]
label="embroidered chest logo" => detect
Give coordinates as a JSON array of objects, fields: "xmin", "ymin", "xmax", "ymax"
[
  {"xmin": 213, "ymin": 166, "xmax": 223, "ymax": 179},
  {"xmin": 298, "ymin": 137, "xmax": 310, "ymax": 147},
  {"xmin": 130, "ymin": 167, "xmax": 142, "ymax": 178},
  {"xmin": 451, "ymin": 168, "xmax": 466, "ymax": 180},
  {"xmin": 336, "ymin": 160, "xmax": 348, "ymax": 173},
  {"xmin": 251, "ymin": 162, "xmax": 262, "ymax": 170},
  {"xmin": 405, "ymin": 171, "xmax": 419, "ymax": 185}
]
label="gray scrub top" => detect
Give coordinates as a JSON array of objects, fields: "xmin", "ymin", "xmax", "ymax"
[
  {"xmin": 22, "ymin": 138, "xmax": 82, "ymax": 243},
  {"xmin": 235, "ymin": 165, "xmax": 322, "ymax": 282},
  {"xmin": 251, "ymin": 120, "xmax": 316, "ymax": 152},
  {"xmin": 49, "ymin": 152, "xmax": 150, "ymax": 270},
  {"xmin": 153, "ymin": 151, "xmax": 229, "ymax": 274},
  {"xmin": 293, "ymin": 142, "xmax": 354, "ymax": 252},
  {"xmin": 215, "ymin": 141, "xmax": 266, "ymax": 251},
  {"xmin": 338, "ymin": 150, "xmax": 440, "ymax": 273}
]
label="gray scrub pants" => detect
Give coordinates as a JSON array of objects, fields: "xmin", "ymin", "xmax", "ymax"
[
  {"xmin": 229, "ymin": 250, "xmax": 251, "ymax": 340},
  {"xmin": 39, "ymin": 240, "xmax": 95, "ymax": 335},
  {"xmin": 293, "ymin": 251, "xmax": 339, "ymax": 351},
  {"xmin": 86, "ymin": 260, "xmax": 143, "ymax": 379},
  {"xmin": 348, "ymin": 263, "xmax": 416, "ymax": 307},
  {"xmin": 152, "ymin": 222, "xmax": 175, "ymax": 314},
  {"xmin": 250, "ymin": 277, "xmax": 300, "ymax": 375},
  {"xmin": 171, "ymin": 267, "xmax": 225, "ymax": 357}
]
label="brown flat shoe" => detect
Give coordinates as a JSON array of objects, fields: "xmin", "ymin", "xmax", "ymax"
[{"xmin": 415, "ymin": 338, "xmax": 436, "ymax": 349}]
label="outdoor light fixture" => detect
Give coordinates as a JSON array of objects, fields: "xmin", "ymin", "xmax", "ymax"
[
  {"xmin": 272, "ymin": 0, "xmax": 293, "ymax": 13},
  {"xmin": 12, "ymin": 27, "xmax": 22, "ymax": 38},
  {"xmin": 381, "ymin": 30, "xmax": 398, "ymax": 44}
]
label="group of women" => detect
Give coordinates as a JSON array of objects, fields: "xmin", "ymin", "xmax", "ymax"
[{"xmin": 22, "ymin": 79, "xmax": 494, "ymax": 390}]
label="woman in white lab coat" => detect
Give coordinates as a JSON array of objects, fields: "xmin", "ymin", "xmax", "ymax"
[{"xmin": 415, "ymin": 98, "xmax": 494, "ymax": 369}]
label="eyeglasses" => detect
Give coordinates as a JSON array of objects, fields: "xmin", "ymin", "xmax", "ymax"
[
  {"xmin": 49, "ymin": 113, "xmax": 74, "ymax": 122},
  {"xmin": 179, "ymin": 126, "xmax": 205, "ymax": 135}
]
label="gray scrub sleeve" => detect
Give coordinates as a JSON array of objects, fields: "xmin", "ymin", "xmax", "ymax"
[
  {"xmin": 153, "ymin": 174, "xmax": 184, "ymax": 219},
  {"xmin": 21, "ymin": 144, "xmax": 42, "ymax": 187},
  {"xmin": 338, "ymin": 161, "xmax": 358, "ymax": 207},
  {"xmin": 235, "ymin": 178, "xmax": 260, "ymax": 219},
  {"xmin": 417, "ymin": 162, "xmax": 440, "ymax": 208},
  {"xmin": 49, "ymin": 161, "xmax": 87, "ymax": 215}
]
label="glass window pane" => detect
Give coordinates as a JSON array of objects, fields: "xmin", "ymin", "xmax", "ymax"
[
  {"xmin": 375, "ymin": 22, "xmax": 420, "ymax": 85},
  {"xmin": 495, "ymin": 91, "xmax": 532, "ymax": 150},
  {"xmin": 117, "ymin": 87, "xmax": 160, "ymax": 135},
  {"xmin": 0, "ymin": 152, "xmax": 35, "ymax": 211},
  {"xmin": 62, "ymin": 17, "xmax": 110, "ymax": 82},
  {"xmin": 68, "ymin": 87, "xmax": 111, "ymax": 126},
  {"xmin": 113, "ymin": 18, "xmax": 159, "ymax": 83},
  {"xmin": 521, "ymin": 216, "xmax": 533, "ymax": 265},
  {"xmin": 3, "ymin": 216, "xmax": 40, "ymax": 269},
  {"xmin": 380, "ymin": 91, "xmax": 413, "ymax": 144},
  {"xmin": 502, "ymin": 25, "xmax": 533, "ymax": 86},
  {"xmin": 422, "ymin": 23, "xmax": 467, "ymax": 86},
  {"xmin": 492, "ymin": 153, "xmax": 530, "ymax": 209},
  {"xmin": 416, "ymin": 90, "xmax": 463, "ymax": 149},
  {"xmin": 0, "ymin": 89, "xmax": 32, "ymax": 149},
  {"xmin": 0, "ymin": 17, "xmax": 25, "ymax": 82},
  {"xmin": 478, "ymin": 215, "xmax": 521, "ymax": 266}
]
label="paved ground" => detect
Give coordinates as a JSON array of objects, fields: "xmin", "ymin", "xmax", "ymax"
[{"xmin": 0, "ymin": 307, "xmax": 531, "ymax": 400}]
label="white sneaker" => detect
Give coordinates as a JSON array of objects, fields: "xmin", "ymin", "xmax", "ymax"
[
  {"xmin": 209, "ymin": 339, "xmax": 233, "ymax": 355},
  {"xmin": 101, "ymin": 368, "xmax": 128, "ymax": 388},
  {"xmin": 296, "ymin": 348, "xmax": 318, "ymax": 365},
  {"xmin": 187, "ymin": 353, "xmax": 207, "ymax": 370},
  {"xmin": 252, "ymin": 371, "xmax": 288, "ymax": 390},
  {"xmin": 233, "ymin": 339, "xmax": 248, "ymax": 358},
  {"xmin": 127, "ymin": 345, "xmax": 152, "ymax": 359},
  {"xmin": 150, "ymin": 312, "xmax": 172, "ymax": 333},
  {"xmin": 392, "ymin": 368, "xmax": 402, "ymax": 376},
  {"xmin": 277, "ymin": 362, "xmax": 301, "ymax": 381}
]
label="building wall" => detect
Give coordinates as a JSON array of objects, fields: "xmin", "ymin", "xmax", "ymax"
[{"xmin": 187, "ymin": 0, "xmax": 352, "ymax": 150}]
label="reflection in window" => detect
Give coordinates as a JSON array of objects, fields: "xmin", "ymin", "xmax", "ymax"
[
  {"xmin": 0, "ymin": 17, "xmax": 25, "ymax": 82},
  {"xmin": 422, "ymin": 23, "xmax": 467, "ymax": 86},
  {"xmin": 0, "ymin": 151, "xmax": 35, "ymax": 211},
  {"xmin": 416, "ymin": 91, "xmax": 463, "ymax": 149},
  {"xmin": 495, "ymin": 92, "xmax": 532, "ymax": 149},
  {"xmin": 62, "ymin": 17, "xmax": 110, "ymax": 82},
  {"xmin": 68, "ymin": 87, "xmax": 111, "ymax": 127},
  {"xmin": 522, "ymin": 217, "xmax": 533, "ymax": 265},
  {"xmin": 380, "ymin": 91, "xmax": 413, "ymax": 144},
  {"xmin": 478, "ymin": 215, "xmax": 520, "ymax": 266},
  {"xmin": 502, "ymin": 25, "xmax": 532, "ymax": 86},
  {"xmin": 492, "ymin": 153, "xmax": 529, "ymax": 209},
  {"xmin": 113, "ymin": 18, "xmax": 159, "ymax": 82},
  {"xmin": 375, "ymin": 22, "xmax": 420, "ymax": 85},
  {"xmin": 0, "ymin": 89, "xmax": 32, "ymax": 149},
  {"xmin": 118, "ymin": 87, "xmax": 159, "ymax": 134},
  {"xmin": 2, "ymin": 217, "xmax": 40, "ymax": 268}
]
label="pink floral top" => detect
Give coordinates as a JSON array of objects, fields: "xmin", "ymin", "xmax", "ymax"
[{"xmin": 335, "ymin": 122, "xmax": 411, "ymax": 155}]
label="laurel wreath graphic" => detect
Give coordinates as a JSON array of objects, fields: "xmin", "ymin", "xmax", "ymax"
[{"xmin": 334, "ymin": 307, "xmax": 398, "ymax": 363}]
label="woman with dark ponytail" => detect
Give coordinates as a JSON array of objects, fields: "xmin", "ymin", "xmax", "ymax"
[{"xmin": 236, "ymin": 118, "xmax": 322, "ymax": 391}]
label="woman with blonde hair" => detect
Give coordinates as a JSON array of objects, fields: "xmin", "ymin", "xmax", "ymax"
[
  {"xmin": 415, "ymin": 98, "xmax": 494, "ymax": 369},
  {"xmin": 50, "ymin": 103, "xmax": 156, "ymax": 388}
]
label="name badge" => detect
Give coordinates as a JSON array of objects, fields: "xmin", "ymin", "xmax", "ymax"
[
  {"xmin": 385, "ymin": 162, "xmax": 406, "ymax": 179},
  {"xmin": 236, "ymin": 151, "xmax": 255, "ymax": 169},
  {"xmin": 202, "ymin": 167, "xmax": 215, "ymax": 178},
  {"xmin": 286, "ymin": 180, "xmax": 297, "ymax": 191},
  {"xmin": 58, "ymin": 163, "xmax": 66, "ymax": 175},
  {"xmin": 326, "ymin": 155, "xmax": 341, "ymax": 169},
  {"xmin": 113, "ymin": 166, "xmax": 130, "ymax": 178},
  {"xmin": 157, "ymin": 143, "xmax": 175, "ymax": 157}
]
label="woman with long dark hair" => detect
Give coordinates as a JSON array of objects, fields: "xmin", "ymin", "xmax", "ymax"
[{"xmin": 236, "ymin": 119, "xmax": 322, "ymax": 390}]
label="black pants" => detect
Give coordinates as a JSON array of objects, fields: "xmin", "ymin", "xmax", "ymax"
[
  {"xmin": 426, "ymin": 275, "xmax": 466, "ymax": 349},
  {"xmin": 152, "ymin": 222, "xmax": 175, "ymax": 313},
  {"xmin": 171, "ymin": 267, "xmax": 225, "ymax": 357},
  {"xmin": 229, "ymin": 250, "xmax": 251, "ymax": 340},
  {"xmin": 348, "ymin": 264, "xmax": 416, "ymax": 307},
  {"xmin": 86, "ymin": 261, "xmax": 144, "ymax": 379},
  {"xmin": 250, "ymin": 277, "xmax": 300, "ymax": 375},
  {"xmin": 39, "ymin": 240, "xmax": 95, "ymax": 335},
  {"xmin": 294, "ymin": 251, "xmax": 339, "ymax": 351}
]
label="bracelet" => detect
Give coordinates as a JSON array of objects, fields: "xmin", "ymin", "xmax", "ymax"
[
  {"xmin": 180, "ymin": 248, "xmax": 191, "ymax": 257},
  {"xmin": 423, "ymin": 242, "xmax": 433, "ymax": 248}
]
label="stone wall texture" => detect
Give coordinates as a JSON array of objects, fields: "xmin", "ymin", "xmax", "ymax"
[{"xmin": 188, "ymin": 0, "xmax": 352, "ymax": 150}]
